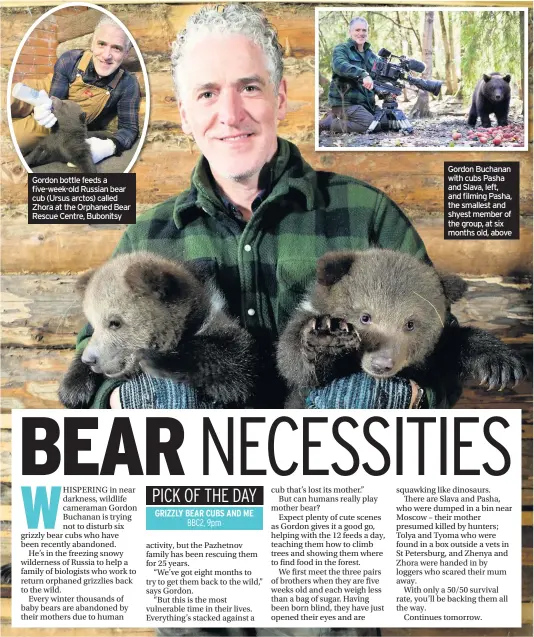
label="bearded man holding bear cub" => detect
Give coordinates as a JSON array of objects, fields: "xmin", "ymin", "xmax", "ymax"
[{"xmin": 67, "ymin": 5, "xmax": 523, "ymax": 418}]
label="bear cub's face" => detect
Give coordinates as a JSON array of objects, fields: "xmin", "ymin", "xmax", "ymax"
[
  {"xmin": 311, "ymin": 250, "xmax": 466, "ymax": 378},
  {"xmin": 50, "ymin": 97, "xmax": 88, "ymax": 131},
  {"xmin": 78, "ymin": 253, "xmax": 206, "ymax": 378}
]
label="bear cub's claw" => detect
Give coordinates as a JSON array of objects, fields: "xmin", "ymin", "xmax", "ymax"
[
  {"xmin": 303, "ymin": 315, "xmax": 361, "ymax": 356},
  {"xmin": 471, "ymin": 350, "xmax": 528, "ymax": 391}
]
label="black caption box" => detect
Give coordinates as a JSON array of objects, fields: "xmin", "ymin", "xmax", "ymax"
[
  {"xmin": 28, "ymin": 173, "xmax": 136, "ymax": 224},
  {"xmin": 146, "ymin": 486, "xmax": 264, "ymax": 506},
  {"xmin": 444, "ymin": 162, "xmax": 519, "ymax": 240}
]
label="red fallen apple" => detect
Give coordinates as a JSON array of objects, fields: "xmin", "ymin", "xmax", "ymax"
[
  {"xmin": 479, "ymin": 136, "xmax": 488, "ymax": 144},
  {"xmin": 492, "ymin": 138, "xmax": 502, "ymax": 145},
  {"xmin": 452, "ymin": 132, "xmax": 462, "ymax": 140}
]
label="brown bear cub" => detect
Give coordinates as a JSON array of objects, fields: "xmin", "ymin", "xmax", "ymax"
[
  {"xmin": 59, "ymin": 252, "xmax": 255, "ymax": 408},
  {"xmin": 23, "ymin": 98, "xmax": 115, "ymax": 173},
  {"xmin": 277, "ymin": 249, "xmax": 527, "ymax": 406},
  {"xmin": 467, "ymin": 72, "xmax": 511, "ymax": 128}
]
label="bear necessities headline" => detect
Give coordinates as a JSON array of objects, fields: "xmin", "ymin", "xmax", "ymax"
[{"xmin": 20, "ymin": 411, "xmax": 512, "ymax": 476}]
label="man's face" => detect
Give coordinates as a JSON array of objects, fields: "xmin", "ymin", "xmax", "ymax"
[
  {"xmin": 350, "ymin": 21, "xmax": 368, "ymax": 48},
  {"xmin": 92, "ymin": 24, "xmax": 128, "ymax": 77},
  {"xmin": 178, "ymin": 33, "xmax": 287, "ymax": 184}
]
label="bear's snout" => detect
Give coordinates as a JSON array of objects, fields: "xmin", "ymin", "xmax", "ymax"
[
  {"xmin": 368, "ymin": 354, "xmax": 394, "ymax": 376},
  {"xmin": 81, "ymin": 346, "xmax": 99, "ymax": 367}
]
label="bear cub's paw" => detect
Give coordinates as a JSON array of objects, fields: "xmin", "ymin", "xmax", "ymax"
[
  {"xmin": 467, "ymin": 348, "xmax": 528, "ymax": 391},
  {"xmin": 303, "ymin": 316, "xmax": 361, "ymax": 358},
  {"xmin": 58, "ymin": 354, "xmax": 102, "ymax": 408}
]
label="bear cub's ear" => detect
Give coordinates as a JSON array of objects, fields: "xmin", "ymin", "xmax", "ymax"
[
  {"xmin": 483, "ymin": 74, "xmax": 491, "ymax": 83},
  {"xmin": 125, "ymin": 261, "xmax": 188, "ymax": 302},
  {"xmin": 439, "ymin": 272, "xmax": 467, "ymax": 304},
  {"xmin": 503, "ymin": 74, "xmax": 511, "ymax": 83},
  {"xmin": 317, "ymin": 251, "xmax": 356, "ymax": 287},
  {"xmin": 75, "ymin": 269, "xmax": 95, "ymax": 295}
]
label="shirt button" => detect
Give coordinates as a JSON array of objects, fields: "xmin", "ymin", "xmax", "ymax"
[
  {"xmin": 247, "ymin": 308, "xmax": 255, "ymax": 316},
  {"xmin": 244, "ymin": 244, "xmax": 252, "ymax": 252}
]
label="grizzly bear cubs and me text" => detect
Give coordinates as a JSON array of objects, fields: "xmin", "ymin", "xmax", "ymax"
[
  {"xmin": 277, "ymin": 250, "xmax": 527, "ymax": 407},
  {"xmin": 58, "ymin": 253, "xmax": 255, "ymax": 409}
]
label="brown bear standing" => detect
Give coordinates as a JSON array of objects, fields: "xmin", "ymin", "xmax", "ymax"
[{"xmin": 467, "ymin": 72, "xmax": 511, "ymax": 128}]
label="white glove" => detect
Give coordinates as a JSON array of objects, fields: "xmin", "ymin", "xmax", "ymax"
[
  {"xmin": 33, "ymin": 98, "xmax": 57, "ymax": 128},
  {"xmin": 85, "ymin": 137, "xmax": 116, "ymax": 163}
]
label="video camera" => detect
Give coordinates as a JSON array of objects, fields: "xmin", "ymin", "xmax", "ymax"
[
  {"xmin": 371, "ymin": 48, "xmax": 442, "ymax": 97},
  {"xmin": 362, "ymin": 48, "xmax": 443, "ymax": 134}
]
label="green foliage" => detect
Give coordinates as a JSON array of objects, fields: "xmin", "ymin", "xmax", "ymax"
[{"xmin": 460, "ymin": 12, "xmax": 523, "ymax": 102}]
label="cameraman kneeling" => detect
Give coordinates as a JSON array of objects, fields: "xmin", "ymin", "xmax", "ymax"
[{"xmin": 319, "ymin": 16, "xmax": 379, "ymax": 133}]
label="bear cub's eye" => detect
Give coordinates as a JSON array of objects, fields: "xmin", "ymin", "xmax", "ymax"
[
  {"xmin": 405, "ymin": 320, "xmax": 415, "ymax": 331},
  {"xmin": 108, "ymin": 318, "xmax": 122, "ymax": 330},
  {"xmin": 360, "ymin": 313, "xmax": 372, "ymax": 325}
]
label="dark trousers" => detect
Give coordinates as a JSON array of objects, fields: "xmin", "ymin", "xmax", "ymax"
[{"xmin": 319, "ymin": 105, "xmax": 375, "ymax": 134}]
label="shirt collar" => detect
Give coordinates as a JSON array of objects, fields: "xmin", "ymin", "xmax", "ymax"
[{"xmin": 173, "ymin": 137, "xmax": 320, "ymax": 227}]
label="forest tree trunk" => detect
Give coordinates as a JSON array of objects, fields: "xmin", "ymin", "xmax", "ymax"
[
  {"xmin": 410, "ymin": 11, "xmax": 434, "ymax": 118},
  {"xmin": 439, "ymin": 12, "xmax": 453, "ymax": 94}
]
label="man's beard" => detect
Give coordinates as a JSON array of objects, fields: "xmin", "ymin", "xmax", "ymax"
[{"xmin": 224, "ymin": 166, "xmax": 261, "ymax": 183}]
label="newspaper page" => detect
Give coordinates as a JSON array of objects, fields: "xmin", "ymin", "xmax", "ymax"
[{"xmin": 0, "ymin": 1, "xmax": 532, "ymax": 636}]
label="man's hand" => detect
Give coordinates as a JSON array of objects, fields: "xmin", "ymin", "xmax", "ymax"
[
  {"xmin": 362, "ymin": 76, "xmax": 374, "ymax": 90},
  {"xmin": 33, "ymin": 100, "xmax": 57, "ymax": 128},
  {"xmin": 85, "ymin": 137, "xmax": 116, "ymax": 163},
  {"xmin": 109, "ymin": 386, "xmax": 122, "ymax": 408}
]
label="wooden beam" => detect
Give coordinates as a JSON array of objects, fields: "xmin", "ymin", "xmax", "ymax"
[{"xmin": 1, "ymin": 206, "xmax": 531, "ymax": 276}]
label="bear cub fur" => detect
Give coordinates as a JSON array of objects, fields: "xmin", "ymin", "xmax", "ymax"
[
  {"xmin": 467, "ymin": 72, "xmax": 511, "ymax": 128},
  {"xmin": 277, "ymin": 249, "xmax": 527, "ymax": 406},
  {"xmin": 24, "ymin": 98, "xmax": 116, "ymax": 173},
  {"xmin": 59, "ymin": 252, "xmax": 255, "ymax": 408}
]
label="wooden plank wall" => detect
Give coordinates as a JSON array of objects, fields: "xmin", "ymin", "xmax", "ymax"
[{"xmin": 0, "ymin": 2, "xmax": 532, "ymax": 633}]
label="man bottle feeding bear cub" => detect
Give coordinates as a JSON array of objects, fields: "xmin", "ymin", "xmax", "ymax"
[{"xmin": 60, "ymin": 4, "xmax": 527, "ymax": 417}]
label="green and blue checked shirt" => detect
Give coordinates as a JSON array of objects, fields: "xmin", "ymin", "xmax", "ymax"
[
  {"xmin": 82, "ymin": 138, "xmax": 443, "ymax": 408},
  {"xmin": 328, "ymin": 40, "xmax": 378, "ymax": 112}
]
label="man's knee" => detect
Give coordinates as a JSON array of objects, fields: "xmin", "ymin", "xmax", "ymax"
[
  {"xmin": 320, "ymin": 106, "xmax": 374, "ymax": 134},
  {"xmin": 11, "ymin": 115, "xmax": 50, "ymax": 155}
]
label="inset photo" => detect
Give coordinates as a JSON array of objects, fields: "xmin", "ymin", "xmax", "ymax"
[
  {"xmin": 8, "ymin": 2, "xmax": 149, "ymax": 173},
  {"xmin": 316, "ymin": 8, "xmax": 527, "ymax": 151}
]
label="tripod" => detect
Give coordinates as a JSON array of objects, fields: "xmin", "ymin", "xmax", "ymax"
[{"xmin": 367, "ymin": 93, "xmax": 414, "ymax": 134}]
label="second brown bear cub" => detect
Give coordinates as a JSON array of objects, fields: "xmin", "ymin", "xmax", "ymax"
[
  {"xmin": 277, "ymin": 249, "xmax": 526, "ymax": 406},
  {"xmin": 59, "ymin": 253, "xmax": 255, "ymax": 408}
]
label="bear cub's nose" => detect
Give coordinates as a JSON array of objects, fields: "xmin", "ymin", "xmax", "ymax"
[
  {"xmin": 81, "ymin": 348, "xmax": 98, "ymax": 366},
  {"xmin": 369, "ymin": 355, "xmax": 394, "ymax": 375}
]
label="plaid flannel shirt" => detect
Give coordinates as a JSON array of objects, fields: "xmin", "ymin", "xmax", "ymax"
[
  {"xmin": 50, "ymin": 49, "xmax": 140, "ymax": 150},
  {"xmin": 80, "ymin": 138, "xmax": 449, "ymax": 408},
  {"xmin": 328, "ymin": 40, "xmax": 378, "ymax": 112}
]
